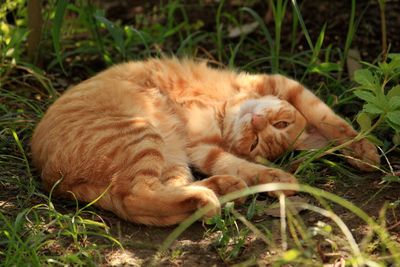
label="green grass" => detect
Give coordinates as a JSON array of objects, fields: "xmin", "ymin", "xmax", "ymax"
[{"xmin": 1, "ymin": 0, "xmax": 399, "ymax": 266}]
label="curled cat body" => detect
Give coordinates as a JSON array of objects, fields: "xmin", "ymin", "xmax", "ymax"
[{"xmin": 31, "ymin": 58, "xmax": 380, "ymax": 226}]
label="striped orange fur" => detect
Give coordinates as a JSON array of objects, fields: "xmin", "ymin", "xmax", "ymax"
[{"xmin": 31, "ymin": 58, "xmax": 379, "ymax": 226}]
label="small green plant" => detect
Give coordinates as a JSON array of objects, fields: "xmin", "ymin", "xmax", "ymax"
[
  {"xmin": 353, "ymin": 53, "xmax": 400, "ymax": 148},
  {"xmin": 205, "ymin": 202, "xmax": 250, "ymax": 262}
]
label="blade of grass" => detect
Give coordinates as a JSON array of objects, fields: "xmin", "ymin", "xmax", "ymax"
[
  {"xmin": 51, "ymin": 0, "xmax": 68, "ymax": 74},
  {"xmin": 129, "ymin": 27, "xmax": 151, "ymax": 57},
  {"xmin": 179, "ymin": 4, "xmax": 194, "ymax": 52},
  {"xmin": 279, "ymin": 193, "xmax": 288, "ymax": 251},
  {"xmin": 301, "ymin": 23, "xmax": 327, "ymax": 81},
  {"xmin": 290, "ymin": 4, "xmax": 299, "ymax": 54},
  {"xmin": 228, "ymin": 36, "xmax": 244, "ymax": 68},
  {"xmin": 10, "ymin": 128, "xmax": 32, "ymax": 183},
  {"xmin": 95, "ymin": 15, "xmax": 126, "ymax": 60},
  {"xmin": 339, "ymin": 0, "xmax": 357, "ymax": 80},
  {"xmin": 378, "ymin": 0, "xmax": 387, "ymax": 61},
  {"xmin": 0, "ymin": 89, "xmax": 44, "ymax": 115},
  {"xmin": 239, "ymin": 7, "xmax": 274, "ymax": 68},
  {"xmin": 176, "ymin": 31, "xmax": 208, "ymax": 56},
  {"xmin": 290, "ymin": 0, "xmax": 313, "ymax": 51},
  {"xmin": 18, "ymin": 63, "xmax": 58, "ymax": 98},
  {"xmin": 269, "ymin": 0, "xmax": 288, "ymax": 73}
]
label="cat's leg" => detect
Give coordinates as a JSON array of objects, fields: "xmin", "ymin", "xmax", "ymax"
[
  {"xmin": 160, "ymin": 158, "xmax": 249, "ymax": 202},
  {"xmin": 188, "ymin": 144, "xmax": 298, "ymax": 196},
  {"xmin": 158, "ymin": 143, "xmax": 248, "ymax": 202},
  {"xmin": 159, "ymin": 136, "xmax": 248, "ymax": 206},
  {"xmin": 241, "ymin": 74, "xmax": 379, "ymax": 170}
]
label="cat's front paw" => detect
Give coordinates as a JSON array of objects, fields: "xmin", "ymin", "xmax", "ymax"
[
  {"xmin": 259, "ymin": 168, "xmax": 298, "ymax": 197},
  {"xmin": 239, "ymin": 165, "xmax": 298, "ymax": 197},
  {"xmin": 344, "ymin": 138, "xmax": 380, "ymax": 172}
]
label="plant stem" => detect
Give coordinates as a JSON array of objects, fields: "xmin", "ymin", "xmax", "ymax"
[{"xmin": 378, "ymin": 0, "xmax": 387, "ymax": 61}]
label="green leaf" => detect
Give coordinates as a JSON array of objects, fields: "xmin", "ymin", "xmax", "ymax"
[
  {"xmin": 387, "ymin": 85, "xmax": 400, "ymax": 98},
  {"xmin": 310, "ymin": 23, "xmax": 327, "ymax": 64},
  {"xmin": 387, "ymin": 111, "xmax": 400, "ymax": 126},
  {"xmin": 310, "ymin": 62, "xmax": 340, "ymax": 73},
  {"xmin": 387, "ymin": 54, "xmax": 400, "ymax": 70},
  {"xmin": 386, "ymin": 119, "xmax": 400, "ymax": 132},
  {"xmin": 388, "ymin": 96, "xmax": 400, "ymax": 110},
  {"xmin": 353, "ymin": 90, "xmax": 376, "ymax": 103},
  {"xmin": 388, "ymin": 53, "xmax": 400, "ymax": 61},
  {"xmin": 356, "ymin": 112, "xmax": 372, "ymax": 132},
  {"xmin": 246, "ymin": 197, "xmax": 257, "ymax": 220},
  {"xmin": 51, "ymin": 0, "xmax": 68, "ymax": 73},
  {"xmin": 95, "ymin": 15, "xmax": 125, "ymax": 56},
  {"xmin": 162, "ymin": 23, "xmax": 184, "ymax": 38},
  {"xmin": 354, "ymin": 69, "xmax": 375, "ymax": 89},
  {"xmin": 364, "ymin": 103, "xmax": 383, "ymax": 114},
  {"xmin": 378, "ymin": 62, "xmax": 390, "ymax": 76}
]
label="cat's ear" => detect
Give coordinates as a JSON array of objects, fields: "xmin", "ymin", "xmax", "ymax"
[{"xmin": 294, "ymin": 126, "xmax": 329, "ymax": 150}]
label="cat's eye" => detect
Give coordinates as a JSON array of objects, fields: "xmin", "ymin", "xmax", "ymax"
[
  {"xmin": 273, "ymin": 121, "xmax": 289, "ymax": 129},
  {"xmin": 250, "ymin": 135, "xmax": 259, "ymax": 152}
]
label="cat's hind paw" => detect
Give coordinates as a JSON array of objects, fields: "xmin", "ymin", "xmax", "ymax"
[
  {"xmin": 344, "ymin": 138, "xmax": 380, "ymax": 172},
  {"xmin": 182, "ymin": 186, "xmax": 221, "ymax": 219}
]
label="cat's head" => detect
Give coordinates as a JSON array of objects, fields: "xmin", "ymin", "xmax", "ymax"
[{"xmin": 227, "ymin": 95, "xmax": 328, "ymax": 160}]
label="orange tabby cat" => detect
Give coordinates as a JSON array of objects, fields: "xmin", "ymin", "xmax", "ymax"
[{"xmin": 31, "ymin": 58, "xmax": 379, "ymax": 226}]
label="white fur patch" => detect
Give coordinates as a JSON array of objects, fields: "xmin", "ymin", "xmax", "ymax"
[{"xmin": 239, "ymin": 96, "xmax": 282, "ymax": 118}]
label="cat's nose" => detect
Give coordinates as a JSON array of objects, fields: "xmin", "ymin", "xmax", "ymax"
[{"xmin": 251, "ymin": 114, "xmax": 266, "ymax": 130}]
